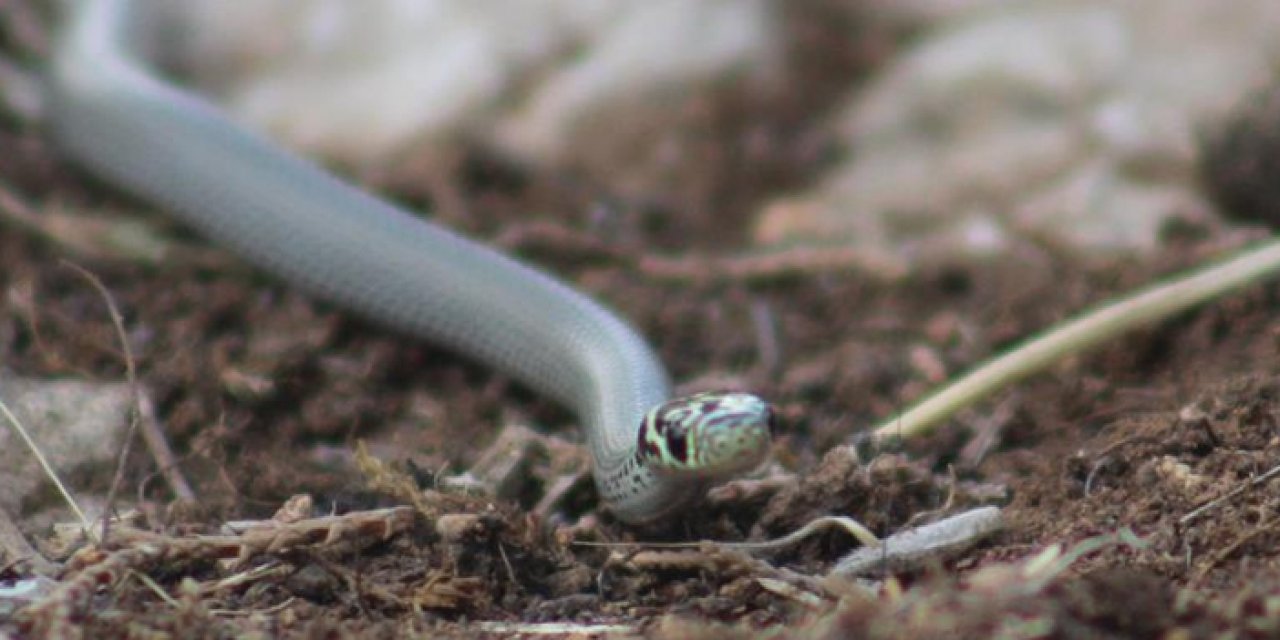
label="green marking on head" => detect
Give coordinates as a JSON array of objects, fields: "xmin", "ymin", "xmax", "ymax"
[{"xmin": 639, "ymin": 391, "xmax": 774, "ymax": 478}]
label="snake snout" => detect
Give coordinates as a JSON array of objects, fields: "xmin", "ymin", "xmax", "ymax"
[{"xmin": 697, "ymin": 404, "xmax": 773, "ymax": 477}]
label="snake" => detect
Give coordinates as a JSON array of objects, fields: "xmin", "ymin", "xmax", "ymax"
[{"xmin": 44, "ymin": 0, "xmax": 774, "ymax": 524}]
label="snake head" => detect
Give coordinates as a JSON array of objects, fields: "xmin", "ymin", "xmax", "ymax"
[{"xmin": 639, "ymin": 391, "xmax": 775, "ymax": 479}]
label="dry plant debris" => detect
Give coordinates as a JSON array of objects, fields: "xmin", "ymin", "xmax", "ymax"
[{"xmin": 5, "ymin": 2, "xmax": 1280, "ymax": 638}]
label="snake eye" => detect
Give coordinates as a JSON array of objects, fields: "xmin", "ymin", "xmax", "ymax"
[
  {"xmin": 663, "ymin": 421, "xmax": 690, "ymax": 465},
  {"xmin": 637, "ymin": 399, "xmax": 695, "ymax": 469}
]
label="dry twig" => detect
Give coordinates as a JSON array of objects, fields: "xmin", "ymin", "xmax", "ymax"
[
  {"xmin": 873, "ymin": 240, "xmax": 1280, "ymax": 443},
  {"xmin": 1180, "ymin": 461, "xmax": 1280, "ymax": 526},
  {"xmin": 60, "ymin": 261, "xmax": 143, "ymax": 546}
]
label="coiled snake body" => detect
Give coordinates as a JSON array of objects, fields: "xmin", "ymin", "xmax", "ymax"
[{"xmin": 45, "ymin": 0, "xmax": 773, "ymax": 523}]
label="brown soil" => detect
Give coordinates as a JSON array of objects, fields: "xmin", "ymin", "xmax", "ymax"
[{"xmin": 4, "ymin": 2, "xmax": 1280, "ymax": 638}]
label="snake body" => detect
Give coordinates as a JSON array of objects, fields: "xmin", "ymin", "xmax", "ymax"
[{"xmin": 46, "ymin": 0, "xmax": 773, "ymax": 523}]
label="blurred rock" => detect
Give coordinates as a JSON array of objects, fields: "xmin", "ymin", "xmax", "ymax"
[
  {"xmin": 757, "ymin": 0, "xmax": 1280, "ymax": 265},
  {"xmin": 174, "ymin": 0, "xmax": 775, "ymax": 171},
  {"xmin": 0, "ymin": 372, "xmax": 132, "ymax": 514}
]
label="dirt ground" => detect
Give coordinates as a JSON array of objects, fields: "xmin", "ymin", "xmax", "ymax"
[{"xmin": 5, "ymin": 2, "xmax": 1280, "ymax": 638}]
